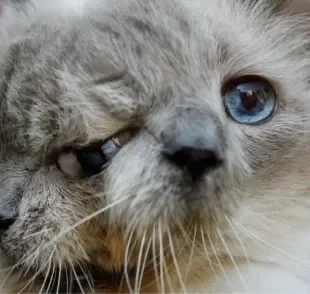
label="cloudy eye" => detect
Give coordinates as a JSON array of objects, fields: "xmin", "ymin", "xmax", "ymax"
[
  {"xmin": 57, "ymin": 129, "xmax": 135, "ymax": 177},
  {"xmin": 223, "ymin": 76, "xmax": 277, "ymax": 125}
]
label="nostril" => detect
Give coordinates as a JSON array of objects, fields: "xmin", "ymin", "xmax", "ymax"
[
  {"xmin": 163, "ymin": 147, "xmax": 223, "ymax": 180},
  {"xmin": 164, "ymin": 147, "xmax": 215, "ymax": 166}
]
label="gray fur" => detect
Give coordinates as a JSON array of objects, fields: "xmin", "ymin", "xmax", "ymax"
[{"xmin": 0, "ymin": 0, "xmax": 309, "ymax": 292}]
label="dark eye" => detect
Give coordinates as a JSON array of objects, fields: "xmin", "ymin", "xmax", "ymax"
[
  {"xmin": 57, "ymin": 129, "xmax": 135, "ymax": 177},
  {"xmin": 222, "ymin": 76, "xmax": 277, "ymax": 125}
]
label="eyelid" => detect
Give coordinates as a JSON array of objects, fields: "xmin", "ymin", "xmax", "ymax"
[{"xmin": 221, "ymin": 75, "xmax": 274, "ymax": 93}]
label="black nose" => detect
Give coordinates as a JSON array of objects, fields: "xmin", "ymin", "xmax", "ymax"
[
  {"xmin": 160, "ymin": 109, "xmax": 223, "ymax": 180},
  {"xmin": 163, "ymin": 146, "xmax": 222, "ymax": 179}
]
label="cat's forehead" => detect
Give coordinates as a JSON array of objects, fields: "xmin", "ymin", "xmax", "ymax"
[{"xmin": 81, "ymin": 0, "xmax": 306, "ymax": 94}]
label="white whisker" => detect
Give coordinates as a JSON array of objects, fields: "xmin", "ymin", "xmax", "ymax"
[
  {"xmin": 225, "ymin": 215, "xmax": 252, "ymax": 269},
  {"xmin": 56, "ymin": 260, "xmax": 62, "ymax": 294},
  {"xmin": 65, "ymin": 265, "xmax": 70, "ymax": 294},
  {"xmin": 233, "ymin": 219, "xmax": 310, "ymax": 266},
  {"xmin": 23, "ymin": 244, "xmax": 45, "ymax": 277},
  {"xmin": 152, "ymin": 226, "xmax": 161, "ymax": 291},
  {"xmin": 76, "ymin": 241, "xmax": 90, "ymax": 262},
  {"xmin": 45, "ymin": 258, "xmax": 56, "ymax": 294},
  {"xmin": 200, "ymin": 227, "xmax": 219, "ymax": 282},
  {"xmin": 207, "ymin": 231, "xmax": 235, "ymax": 292},
  {"xmin": 38, "ymin": 249, "xmax": 54, "ymax": 294},
  {"xmin": 159, "ymin": 218, "xmax": 174, "ymax": 293},
  {"xmin": 42, "ymin": 196, "xmax": 131, "ymax": 254},
  {"xmin": 22, "ymin": 229, "xmax": 52, "ymax": 240},
  {"xmin": 134, "ymin": 231, "xmax": 146, "ymax": 293},
  {"xmin": 167, "ymin": 226, "xmax": 187, "ymax": 293},
  {"xmin": 158, "ymin": 220, "xmax": 166, "ymax": 294},
  {"xmin": 138, "ymin": 236, "xmax": 152, "ymax": 293},
  {"xmin": 124, "ymin": 227, "xmax": 135, "ymax": 293},
  {"xmin": 77, "ymin": 261, "xmax": 95, "ymax": 294},
  {"xmin": 69, "ymin": 259, "xmax": 85, "ymax": 294},
  {"xmin": 184, "ymin": 224, "xmax": 197, "ymax": 282},
  {"xmin": 18, "ymin": 247, "xmax": 56, "ymax": 294},
  {"xmin": 215, "ymin": 223, "xmax": 250, "ymax": 292}
]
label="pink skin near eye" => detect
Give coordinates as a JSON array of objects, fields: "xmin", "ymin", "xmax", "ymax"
[
  {"xmin": 57, "ymin": 129, "xmax": 135, "ymax": 177},
  {"xmin": 57, "ymin": 152, "xmax": 82, "ymax": 177}
]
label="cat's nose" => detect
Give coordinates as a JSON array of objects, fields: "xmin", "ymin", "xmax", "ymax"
[
  {"xmin": 163, "ymin": 146, "xmax": 222, "ymax": 179},
  {"xmin": 160, "ymin": 110, "xmax": 223, "ymax": 180}
]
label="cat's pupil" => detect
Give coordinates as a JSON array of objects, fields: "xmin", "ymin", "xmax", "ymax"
[
  {"xmin": 240, "ymin": 89, "xmax": 259, "ymax": 111},
  {"xmin": 239, "ymin": 85, "xmax": 269, "ymax": 112}
]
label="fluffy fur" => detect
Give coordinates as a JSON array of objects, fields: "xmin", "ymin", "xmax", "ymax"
[{"xmin": 0, "ymin": 0, "xmax": 309, "ymax": 292}]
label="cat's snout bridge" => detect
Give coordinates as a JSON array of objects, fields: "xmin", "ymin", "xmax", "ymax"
[{"xmin": 160, "ymin": 109, "xmax": 223, "ymax": 180}]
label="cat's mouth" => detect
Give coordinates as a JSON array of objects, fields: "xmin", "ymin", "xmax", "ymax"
[{"xmin": 39, "ymin": 263, "xmax": 135, "ymax": 293}]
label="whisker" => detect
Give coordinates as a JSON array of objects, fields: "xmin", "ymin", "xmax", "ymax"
[
  {"xmin": 0, "ymin": 263, "xmax": 21, "ymax": 291},
  {"xmin": 200, "ymin": 227, "xmax": 219, "ymax": 282},
  {"xmin": 167, "ymin": 226, "xmax": 187, "ymax": 293},
  {"xmin": 45, "ymin": 258, "xmax": 56, "ymax": 294},
  {"xmin": 124, "ymin": 227, "xmax": 135, "ymax": 293},
  {"xmin": 38, "ymin": 249, "xmax": 54, "ymax": 294},
  {"xmin": 56, "ymin": 260, "xmax": 62, "ymax": 294},
  {"xmin": 207, "ymin": 231, "xmax": 235, "ymax": 292},
  {"xmin": 159, "ymin": 218, "xmax": 174, "ymax": 293},
  {"xmin": 65, "ymin": 265, "xmax": 70, "ymax": 294},
  {"xmin": 215, "ymin": 223, "xmax": 250, "ymax": 292},
  {"xmin": 233, "ymin": 219, "xmax": 310, "ymax": 266},
  {"xmin": 158, "ymin": 220, "xmax": 166, "ymax": 293},
  {"xmin": 137, "ymin": 236, "xmax": 152, "ymax": 293},
  {"xmin": 76, "ymin": 241, "xmax": 91, "ymax": 262},
  {"xmin": 69, "ymin": 266, "xmax": 75, "ymax": 294},
  {"xmin": 42, "ymin": 196, "xmax": 131, "ymax": 256},
  {"xmin": 119, "ymin": 226, "xmax": 139, "ymax": 292},
  {"xmin": 77, "ymin": 261, "xmax": 95, "ymax": 294},
  {"xmin": 69, "ymin": 259, "xmax": 85, "ymax": 294},
  {"xmin": 152, "ymin": 226, "xmax": 161, "ymax": 292},
  {"xmin": 23, "ymin": 244, "xmax": 45, "ymax": 277},
  {"xmin": 225, "ymin": 215, "xmax": 252, "ymax": 270},
  {"xmin": 134, "ymin": 231, "xmax": 146, "ymax": 293},
  {"xmin": 17, "ymin": 247, "xmax": 56, "ymax": 294},
  {"xmin": 184, "ymin": 223, "xmax": 197, "ymax": 282},
  {"xmin": 1, "ymin": 244, "xmax": 43, "ymax": 278},
  {"xmin": 22, "ymin": 229, "xmax": 52, "ymax": 240}
]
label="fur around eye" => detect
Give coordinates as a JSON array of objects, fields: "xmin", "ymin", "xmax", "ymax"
[{"xmin": 222, "ymin": 76, "xmax": 277, "ymax": 125}]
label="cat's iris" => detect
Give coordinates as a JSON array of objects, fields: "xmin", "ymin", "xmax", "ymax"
[{"xmin": 223, "ymin": 77, "xmax": 277, "ymax": 125}]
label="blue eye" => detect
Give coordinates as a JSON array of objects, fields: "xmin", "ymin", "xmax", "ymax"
[{"xmin": 223, "ymin": 77, "xmax": 277, "ymax": 125}]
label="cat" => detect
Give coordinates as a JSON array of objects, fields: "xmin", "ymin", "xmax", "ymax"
[{"xmin": 0, "ymin": 0, "xmax": 309, "ymax": 292}]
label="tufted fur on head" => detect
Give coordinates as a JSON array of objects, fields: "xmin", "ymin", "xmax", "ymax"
[{"xmin": 0, "ymin": 0, "xmax": 309, "ymax": 292}]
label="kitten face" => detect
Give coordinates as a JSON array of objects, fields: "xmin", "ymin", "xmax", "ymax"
[{"xmin": 0, "ymin": 0, "xmax": 309, "ymax": 292}]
